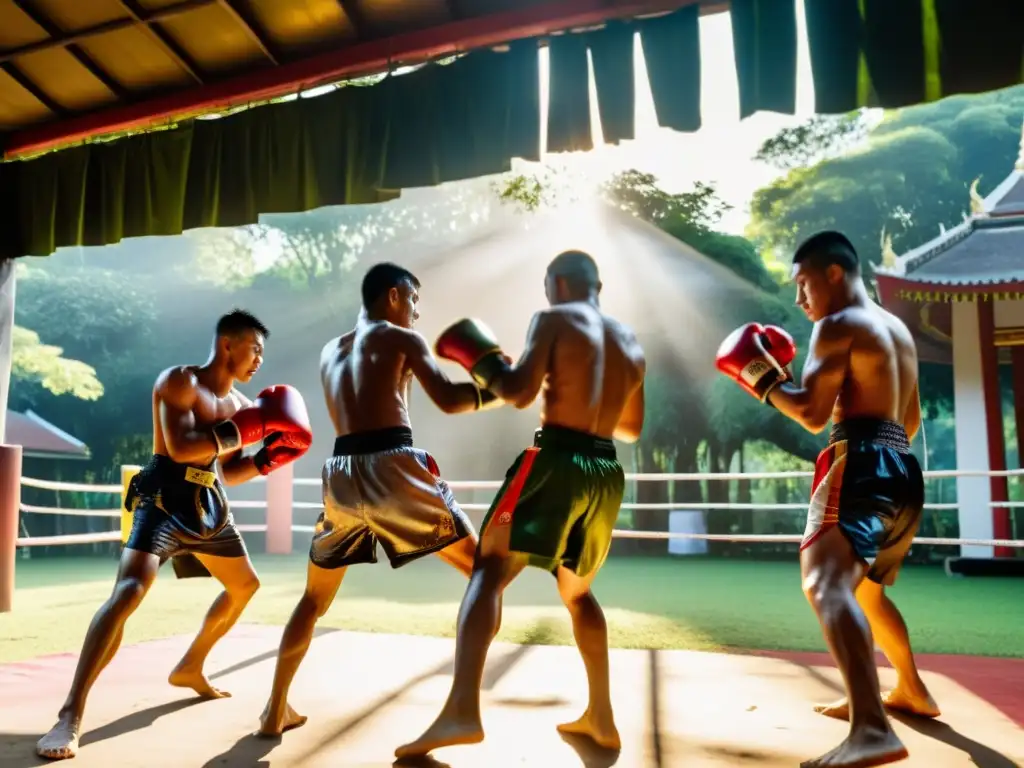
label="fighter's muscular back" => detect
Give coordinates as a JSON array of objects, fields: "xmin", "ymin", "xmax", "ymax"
[
  {"xmin": 321, "ymin": 318, "xmax": 414, "ymax": 437},
  {"xmin": 535, "ymin": 303, "xmax": 645, "ymax": 439},
  {"xmin": 152, "ymin": 366, "xmax": 246, "ymax": 464},
  {"xmin": 820, "ymin": 304, "xmax": 920, "ymax": 434}
]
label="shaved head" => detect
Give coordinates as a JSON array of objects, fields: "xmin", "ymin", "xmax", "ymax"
[
  {"xmin": 545, "ymin": 249, "xmax": 602, "ymax": 305},
  {"xmin": 547, "ymin": 249, "xmax": 600, "ymax": 286}
]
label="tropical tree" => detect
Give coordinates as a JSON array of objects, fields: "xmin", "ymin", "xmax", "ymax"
[{"xmin": 11, "ymin": 326, "xmax": 103, "ymax": 400}]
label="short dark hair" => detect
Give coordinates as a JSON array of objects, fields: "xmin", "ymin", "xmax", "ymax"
[
  {"xmin": 361, "ymin": 262, "xmax": 420, "ymax": 308},
  {"xmin": 792, "ymin": 231, "xmax": 860, "ymax": 274},
  {"xmin": 547, "ymin": 249, "xmax": 600, "ymax": 286},
  {"xmin": 216, "ymin": 309, "xmax": 269, "ymax": 340}
]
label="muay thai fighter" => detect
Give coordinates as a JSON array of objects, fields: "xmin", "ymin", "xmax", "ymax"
[
  {"xmin": 37, "ymin": 310, "xmax": 312, "ymax": 761},
  {"xmin": 396, "ymin": 249, "xmax": 646, "ymax": 759},
  {"xmin": 258, "ymin": 262, "xmax": 499, "ymax": 736},
  {"xmin": 715, "ymin": 231, "xmax": 938, "ymax": 768}
]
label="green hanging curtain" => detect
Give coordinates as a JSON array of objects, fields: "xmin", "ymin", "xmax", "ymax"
[
  {"xmin": 807, "ymin": 0, "xmax": 1023, "ymax": 113},
  {"xmin": 933, "ymin": 0, "xmax": 1024, "ymax": 97},
  {"xmin": 588, "ymin": 20, "xmax": 636, "ymax": 145},
  {"xmin": 638, "ymin": 6, "xmax": 702, "ymax": 132},
  {"xmin": 4, "ymin": 87, "xmax": 397, "ymax": 258},
  {"xmin": 381, "ymin": 41, "xmax": 540, "ymax": 190},
  {"xmin": 859, "ymin": 0, "xmax": 930, "ymax": 108},
  {"xmin": 0, "ymin": 43, "xmax": 543, "ymax": 259},
  {"xmin": 730, "ymin": 0, "xmax": 798, "ymax": 118},
  {"xmin": 547, "ymin": 32, "xmax": 592, "ymax": 154},
  {"xmin": 804, "ymin": 0, "xmax": 945, "ymax": 112},
  {"xmin": 802, "ymin": 0, "xmax": 867, "ymax": 113}
]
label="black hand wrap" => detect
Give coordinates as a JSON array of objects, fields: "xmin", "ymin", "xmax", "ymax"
[
  {"xmin": 211, "ymin": 420, "xmax": 242, "ymax": 455},
  {"xmin": 475, "ymin": 387, "xmax": 502, "ymax": 411},
  {"xmin": 471, "ymin": 354, "xmax": 511, "ymax": 390}
]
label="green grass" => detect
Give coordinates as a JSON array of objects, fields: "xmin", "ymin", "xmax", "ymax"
[{"xmin": 2, "ymin": 554, "xmax": 1021, "ymax": 664}]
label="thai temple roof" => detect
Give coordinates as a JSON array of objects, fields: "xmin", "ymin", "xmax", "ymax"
[{"xmin": 874, "ymin": 118, "xmax": 1024, "ymax": 289}]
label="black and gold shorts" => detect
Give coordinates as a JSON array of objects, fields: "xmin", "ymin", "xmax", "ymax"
[{"xmin": 125, "ymin": 454, "xmax": 246, "ymax": 562}]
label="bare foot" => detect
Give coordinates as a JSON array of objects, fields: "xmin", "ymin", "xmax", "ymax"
[
  {"xmin": 36, "ymin": 713, "xmax": 80, "ymax": 760},
  {"xmin": 557, "ymin": 710, "xmax": 622, "ymax": 750},
  {"xmin": 814, "ymin": 689, "xmax": 941, "ymax": 721},
  {"xmin": 394, "ymin": 714, "xmax": 484, "ymax": 759},
  {"xmin": 801, "ymin": 727, "xmax": 908, "ymax": 768},
  {"xmin": 168, "ymin": 666, "xmax": 230, "ymax": 699},
  {"xmin": 258, "ymin": 701, "xmax": 308, "ymax": 737}
]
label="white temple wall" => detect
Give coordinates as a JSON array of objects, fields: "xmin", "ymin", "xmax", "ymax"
[{"xmin": 951, "ymin": 301, "xmax": 995, "ymax": 558}]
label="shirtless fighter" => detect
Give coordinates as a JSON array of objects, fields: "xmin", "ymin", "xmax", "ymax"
[
  {"xmin": 258, "ymin": 262, "xmax": 498, "ymax": 736},
  {"xmin": 396, "ymin": 249, "xmax": 646, "ymax": 759},
  {"xmin": 37, "ymin": 310, "xmax": 313, "ymax": 761},
  {"xmin": 716, "ymin": 231, "xmax": 938, "ymax": 768}
]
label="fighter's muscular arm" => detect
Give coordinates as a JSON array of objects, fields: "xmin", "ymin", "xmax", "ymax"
[
  {"xmin": 904, "ymin": 380, "xmax": 922, "ymax": 442},
  {"xmin": 218, "ymin": 390, "xmax": 263, "ymax": 486},
  {"xmin": 403, "ymin": 330, "xmax": 486, "ymax": 414},
  {"xmin": 489, "ymin": 310, "xmax": 556, "ymax": 409},
  {"xmin": 158, "ymin": 368, "xmax": 221, "ymax": 465},
  {"xmin": 766, "ymin": 316, "xmax": 852, "ymax": 433},
  {"xmin": 615, "ymin": 349, "xmax": 647, "ymax": 443}
]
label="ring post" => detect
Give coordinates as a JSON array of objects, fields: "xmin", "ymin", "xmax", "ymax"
[
  {"xmin": 265, "ymin": 462, "xmax": 293, "ymax": 554},
  {"xmin": 120, "ymin": 465, "xmax": 141, "ymax": 544},
  {"xmin": 0, "ymin": 444, "xmax": 23, "ymax": 613}
]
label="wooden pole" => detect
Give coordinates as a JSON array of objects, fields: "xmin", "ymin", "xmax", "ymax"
[
  {"xmin": 0, "ymin": 444, "xmax": 23, "ymax": 612},
  {"xmin": 265, "ymin": 463, "xmax": 293, "ymax": 555}
]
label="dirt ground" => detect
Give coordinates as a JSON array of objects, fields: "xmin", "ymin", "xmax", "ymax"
[{"xmin": 1, "ymin": 625, "xmax": 1021, "ymax": 767}]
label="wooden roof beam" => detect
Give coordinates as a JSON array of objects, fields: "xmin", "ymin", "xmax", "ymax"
[
  {"xmin": 5, "ymin": 0, "xmax": 697, "ymax": 159},
  {"xmin": 115, "ymin": 0, "xmax": 206, "ymax": 84},
  {"xmin": 10, "ymin": 0, "xmax": 130, "ymax": 100},
  {"xmin": 1, "ymin": 62, "xmax": 66, "ymax": 116},
  {"xmin": 216, "ymin": 0, "xmax": 280, "ymax": 65},
  {"xmin": 336, "ymin": 0, "xmax": 370, "ymax": 38},
  {"xmin": 445, "ymin": 0, "xmax": 466, "ymax": 20},
  {"xmin": 0, "ymin": 0, "xmax": 219, "ymax": 64}
]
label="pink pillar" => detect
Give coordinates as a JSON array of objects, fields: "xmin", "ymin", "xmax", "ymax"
[
  {"xmin": 0, "ymin": 444, "xmax": 23, "ymax": 613},
  {"xmin": 978, "ymin": 301, "xmax": 1012, "ymax": 557},
  {"xmin": 265, "ymin": 462, "xmax": 293, "ymax": 555},
  {"xmin": 1013, "ymin": 346, "xmax": 1024, "ymax": 469}
]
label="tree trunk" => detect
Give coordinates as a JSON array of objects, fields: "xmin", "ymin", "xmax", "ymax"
[
  {"xmin": 735, "ymin": 444, "xmax": 753, "ymax": 534},
  {"xmin": 705, "ymin": 439, "xmax": 728, "ymax": 554},
  {"xmin": 766, "ymin": 417, "xmax": 820, "ymax": 463},
  {"xmin": 634, "ymin": 442, "xmax": 669, "ymax": 555}
]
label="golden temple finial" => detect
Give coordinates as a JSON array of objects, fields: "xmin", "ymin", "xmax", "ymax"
[
  {"xmin": 1016, "ymin": 115, "xmax": 1024, "ymax": 171},
  {"xmin": 969, "ymin": 177, "xmax": 986, "ymax": 216},
  {"xmin": 880, "ymin": 228, "xmax": 897, "ymax": 268}
]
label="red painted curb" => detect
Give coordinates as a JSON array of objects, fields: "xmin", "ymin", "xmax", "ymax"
[{"xmin": 748, "ymin": 649, "xmax": 1024, "ymax": 727}]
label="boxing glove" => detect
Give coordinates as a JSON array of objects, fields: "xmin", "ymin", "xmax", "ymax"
[
  {"xmin": 476, "ymin": 388, "xmax": 503, "ymax": 411},
  {"xmin": 716, "ymin": 323, "xmax": 796, "ymax": 402},
  {"xmin": 212, "ymin": 385, "xmax": 313, "ymax": 458},
  {"xmin": 762, "ymin": 325, "xmax": 797, "ymax": 369},
  {"xmin": 254, "ymin": 432, "xmax": 305, "ymax": 475},
  {"xmin": 212, "ymin": 404, "xmax": 267, "ymax": 455},
  {"xmin": 435, "ymin": 318, "xmax": 510, "ymax": 389}
]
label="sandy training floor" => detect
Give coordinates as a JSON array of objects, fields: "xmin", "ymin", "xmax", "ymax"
[{"xmin": 0, "ymin": 625, "xmax": 1021, "ymax": 767}]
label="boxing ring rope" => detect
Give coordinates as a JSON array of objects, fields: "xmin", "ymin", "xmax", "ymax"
[{"xmin": 10, "ymin": 467, "xmax": 1024, "ymax": 550}]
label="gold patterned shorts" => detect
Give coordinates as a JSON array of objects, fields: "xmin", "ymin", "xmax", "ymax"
[{"xmin": 311, "ymin": 428, "xmax": 472, "ymax": 569}]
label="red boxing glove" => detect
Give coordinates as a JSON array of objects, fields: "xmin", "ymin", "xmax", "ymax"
[
  {"xmin": 212, "ymin": 404, "xmax": 267, "ymax": 456},
  {"xmin": 211, "ymin": 385, "xmax": 313, "ymax": 462},
  {"xmin": 435, "ymin": 318, "xmax": 510, "ymax": 389},
  {"xmin": 762, "ymin": 324, "xmax": 797, "ymax": 369},
  {"xmin": 715, "ymin": 323, "xmax": 796, "ymax": 403},
  {"xmin": 250, "ymin": 385, "xmax": 313, "ymax": 475}
]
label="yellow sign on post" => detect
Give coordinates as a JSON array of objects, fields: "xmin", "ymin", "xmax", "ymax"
[{"xmin": 120, "ymin": 464, "xmax": 142, "ymax": 544}]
